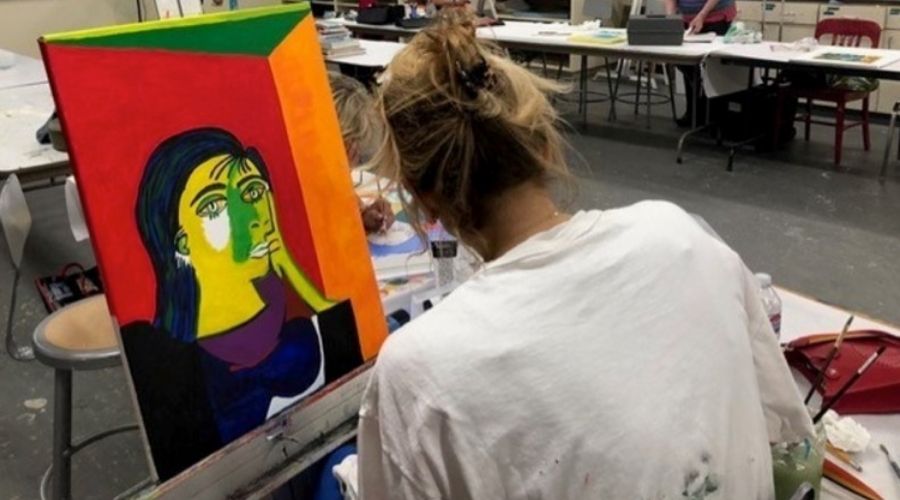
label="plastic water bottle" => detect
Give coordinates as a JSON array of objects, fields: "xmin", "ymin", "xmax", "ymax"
[
  {"xmin": 756, "ymin": 273, "xmax": 782, "ymax": 339},
  {"xmin": 431, "ymin": 240, "xmax": 458, "ymax": 288}
]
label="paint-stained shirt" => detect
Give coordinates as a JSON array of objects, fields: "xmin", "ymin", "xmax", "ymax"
[{"xmin": 357, "ymin": 201, "xmax": 814, "ymax": 500}]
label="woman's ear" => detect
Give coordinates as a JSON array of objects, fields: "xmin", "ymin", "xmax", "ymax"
[{"xmin": 175, "ymin": 229, "xmax": 190, "ymax": 256}]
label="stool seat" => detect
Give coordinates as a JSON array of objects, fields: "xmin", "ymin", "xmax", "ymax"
[{"xmin": 32, "ymin": 294, "xmax": 121, "ymax": 371}]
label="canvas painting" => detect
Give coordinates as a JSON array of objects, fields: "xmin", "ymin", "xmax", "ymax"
[
  {"xmin": 41, "ymin": 4, "xmax": 388, "ymax": 481},
  {"xmin": 792, "ymin": 49, "xmax": 900, "ymax": 69}
]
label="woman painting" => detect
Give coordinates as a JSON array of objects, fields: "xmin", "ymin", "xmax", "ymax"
[
  {"xmin": 123, "ymin": 127, "xmax": 362, "ymax": 480},
  {"xmin": 357, "ymin": 14, "xmax": 813, "ymax": 499}
]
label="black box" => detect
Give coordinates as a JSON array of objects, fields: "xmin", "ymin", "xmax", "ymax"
[{"xmin": 627, "ymin": 15, "xmax": 683, "ymax": 46}]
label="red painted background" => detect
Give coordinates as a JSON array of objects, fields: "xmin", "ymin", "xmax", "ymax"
[{"xmin": 42, "ymin": 44, "xmax": 322, "ymax": 325}]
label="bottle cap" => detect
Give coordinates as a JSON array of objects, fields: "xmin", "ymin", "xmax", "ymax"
[{"xmin": 755, "ymin": 272, "xmax": 772, "ymax": 287}]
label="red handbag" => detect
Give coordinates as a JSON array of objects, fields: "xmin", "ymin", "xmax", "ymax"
[{"xmin": 785, "ymin": 330, "xmax": 900, "ymax": 414}]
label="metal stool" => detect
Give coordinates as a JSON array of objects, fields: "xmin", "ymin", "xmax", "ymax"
[
  {"xmin": 32, "ymin": 294, "xmax": 138, "ymax": 500},
  {"xmin": 880, "ymin": 101, "xmax": 900, "ymax": 182}
]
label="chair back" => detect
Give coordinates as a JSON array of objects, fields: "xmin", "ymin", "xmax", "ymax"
[
  {"xmin": 815, "ymin": 18, "xmax": 882, "ymax": 48},
  {"xmin": 0, "ymin": 174, "xmax": 32, "ymax": 269}
]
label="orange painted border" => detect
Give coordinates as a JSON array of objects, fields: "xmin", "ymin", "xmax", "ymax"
[{"xmin": 269, "ymin": 17, "xmax": 387, "ymax": 359}]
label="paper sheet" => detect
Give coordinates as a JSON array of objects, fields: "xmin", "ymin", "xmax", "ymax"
[
  {"xmin": 64, "ymin": 176, "xmax": 89, "ymax": 242},
  {"xmin": 0, "ymin": 175, "xmax": 32, "ymax": 267},
  {"xmin": 702, "ymin": 56, "xmax": 760, "ymax": 98}
]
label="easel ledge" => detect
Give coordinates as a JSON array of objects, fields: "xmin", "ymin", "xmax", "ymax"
[{"xmin": 119, "ymin": 361, "xmax": 374, "ymax": 500}]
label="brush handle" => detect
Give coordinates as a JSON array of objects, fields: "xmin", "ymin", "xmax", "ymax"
[
  {"xmin": 804, "ymin": 346, "xmax": 838, "ymax": 404},
  {"xmin": 884, "ymin": 446, "xmax": 900, "ymax": 480},
  {"xmin": 804, "ymin": 316, "xmax": 854, "ymax": 405},
  {"xmin": 813, "ymin": 346, "xmax": 885, "ymax": 423}
]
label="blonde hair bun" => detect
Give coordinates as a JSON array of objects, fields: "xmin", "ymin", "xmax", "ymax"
[{"xmin": 374, "ymin": 11, "xmax": 571, "ymax": 250}]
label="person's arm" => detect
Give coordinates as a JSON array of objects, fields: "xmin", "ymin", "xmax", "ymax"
[
  {"xmin": 265, "ymin": 193, "xmax": 335, "ymax": 313},
  {"xmin": 272, "ymin": 253, "xmax": 335, "ymax": 313},
  {"xmin": 686, "ymin": 0, "xmax": 720, "ymax": 33},
  {"xmin": 740, "ymin": 266, "xmax": 815, "ymax": 444},
  {"xmin": 664, "ymin": 0, "xmax": 678, "ymax": 15},
  {"xmin": 361, "ymin": 197, "xmax": 396, "ymax": 234}
]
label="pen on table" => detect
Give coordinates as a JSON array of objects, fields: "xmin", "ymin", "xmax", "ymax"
[
  {"xmin": 804, "ymin": 315, "xmax": 854, "ymax": 405},
  {"xmin": 880, "ymin": 444, "xmax": 900, "ymax": 480},
  {"xmin": 813, "ymin": 346, "xmax": 886, "ymax": 424}
]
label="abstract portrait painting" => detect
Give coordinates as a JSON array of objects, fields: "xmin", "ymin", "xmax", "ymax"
[{"xmin": 40, "ymin": 4, "xmax": 388, "ymax": 481}]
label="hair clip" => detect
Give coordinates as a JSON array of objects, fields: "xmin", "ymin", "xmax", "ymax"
[{"xmin": 455, "ymin": 57, "xmax": 495, "ymax": 98}]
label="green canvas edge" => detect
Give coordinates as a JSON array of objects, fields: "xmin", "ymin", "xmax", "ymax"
[
  {"xmin": 41, "ymin": 4, "xmax": 310, "ymax": 56},
  {"xmin": 43, "ymin": 3, "xmax": 308, "ymax": 43}
]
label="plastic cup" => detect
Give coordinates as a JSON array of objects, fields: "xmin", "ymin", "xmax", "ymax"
[{"xmin": 771, "ymin": 421, "xmax": 826, "ymax": 500}]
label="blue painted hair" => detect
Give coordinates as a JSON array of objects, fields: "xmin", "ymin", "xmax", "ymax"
[{"xmin": 136, "ymin": 127, "xmax": 270, "ymax": 342}]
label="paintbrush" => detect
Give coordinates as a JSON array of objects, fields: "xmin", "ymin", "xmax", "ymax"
[
  {"xmin": 824, "ymin": 458, "xmax": 884, "ymax": 500},
  {"xmin": 805, "ymin": 315, "xmax": 855, "ymax": 405},
  {"xmin": 813, "ymin": 346, "xmax": 886, "ymax": 424},
  {"xmin": 880, "ymin": 444, "xmax": 900, "ymax": 480},
  {"xmin": 827, "ymin": 442, "xmax": 863, "ymax": 472}
]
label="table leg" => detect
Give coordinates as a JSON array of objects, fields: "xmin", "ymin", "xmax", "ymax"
[
  {"xmin": 691, "ymin": 67, "xmax": 700, "ymax": 129},
  {"xmin": 666, "ymin": 65, "xmax": 677, "ymax": 122},
  {"xmin": 609, "ymin": 60, "xmax": 625, "ymax": 123},
  {"xmin": 676, "ymin": 62, "xmax": 711, "ymax": 164},
  {"xmin": 646, "ymin": 63, "xmax": 653, "ymax": 129},
  {"xmin": 604, "ymin": 58, "xmax": 617, "ymax": 123},
  {"xmin": 634, "ymin": 60, "xmax": 642, "ymax": 117},
  {"xmin": 580, "ymin": 55, "xmax": 588, "ymax": 127}
]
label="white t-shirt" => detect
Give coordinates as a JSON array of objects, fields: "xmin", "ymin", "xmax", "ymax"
[{"xmin": 358, "ymin": 201, "xmax": 814, "ymax": 500}]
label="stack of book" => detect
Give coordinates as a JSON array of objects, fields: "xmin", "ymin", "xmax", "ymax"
[{"xmin": 316, "ymin": 20, "xmax": 365, "ymax": 58}]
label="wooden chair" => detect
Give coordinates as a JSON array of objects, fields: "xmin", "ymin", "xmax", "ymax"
[{"xmin": 794, "ymin": 18, "xmax": 881, "ymax": 167}]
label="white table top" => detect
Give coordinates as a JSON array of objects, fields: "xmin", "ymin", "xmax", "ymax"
[
  {"xmin": 478, "ymin": 22, "xmax": 718, "ymax": 60},
  {"xmin": 0, "ymin": 50, "xmax": 48, "ymax": 91},
  {"xmin": 0, "ymin": 83, "xmax": 67, "ymax": 175},
  {"xmin": 325, "ymin": 40, "xmax": 405, "ymax": 68},
  {"xmin": 339, "ymin": 19, "xmax": 417, "ymax": 36},
  {"xmin": 778, "ymin": 287, "xmax": 900, "ymax": 500},
  {"xmin": 712, "ymin": 42, "xmax": 900, "ymax": 79}
]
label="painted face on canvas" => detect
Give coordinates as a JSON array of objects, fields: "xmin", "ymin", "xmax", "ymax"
[{"xmin": 176, "ymin": 154, "xmax": 276, "ymax": 281}]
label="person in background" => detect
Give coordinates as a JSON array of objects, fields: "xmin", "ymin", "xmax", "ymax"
[
  {"xmin": 665, "ymin": 0, "xmax": 735, "ymax": 126},
  {"xmin": 357, "ymin": 12, "xmax": 814, "ymax": 499},
  {"xmin": 329, "ymin": 72, "xmax": 395, "ymax": 234}
]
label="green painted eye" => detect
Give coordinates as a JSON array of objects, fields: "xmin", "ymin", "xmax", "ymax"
[
  {"xmin": 241, "ymin": 181, "xmax": 268, "ymax": 204},
  {"xmin": 196, "ymin": 195, "xmax": 227, "ymax": 219}
]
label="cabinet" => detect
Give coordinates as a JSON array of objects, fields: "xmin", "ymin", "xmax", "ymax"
[{"xmin": 736, "ymin": 1, "xmax": 818, "ymax": 42}]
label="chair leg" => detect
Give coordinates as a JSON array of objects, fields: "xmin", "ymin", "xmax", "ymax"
[
  {"xmin": 774, "ymin": 88, "xmax": 785, "ymax": 150},
  {"xmin": 880, "ymin": 110, "xmax": 898, "ymax": 181},
  {"xmin": 862, "ymin": 96, "xmax": 871, "ymax": 151},
  {"xmin": 52, "ymin": 369, "xmax": 72, "ymax": 500},
  {"xmin": 835, "ymin": 101, "xmax": 846, "ymax": 167},
  {"xmin": 634, "ymin": 60, "xmax": 642, "ymax": 116},
  {"xmin": 645, "ymin": 63, "xmax": 652, "ymax": 129},
  {"xmin": 666, "ymin": 65, "xmax": 677, "ymax": 122},
  {"xmin": 804, "ymin": 99, "xmax": 812, "ymax": 141}
]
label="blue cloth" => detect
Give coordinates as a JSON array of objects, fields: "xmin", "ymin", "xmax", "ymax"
[
  {"xmin": 314, "ymin": 444, "xmax": 358, "ymax": 500},
  {"xmin": 199, "ymin": 317, "xmax": 322, "ymax": 442}
]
